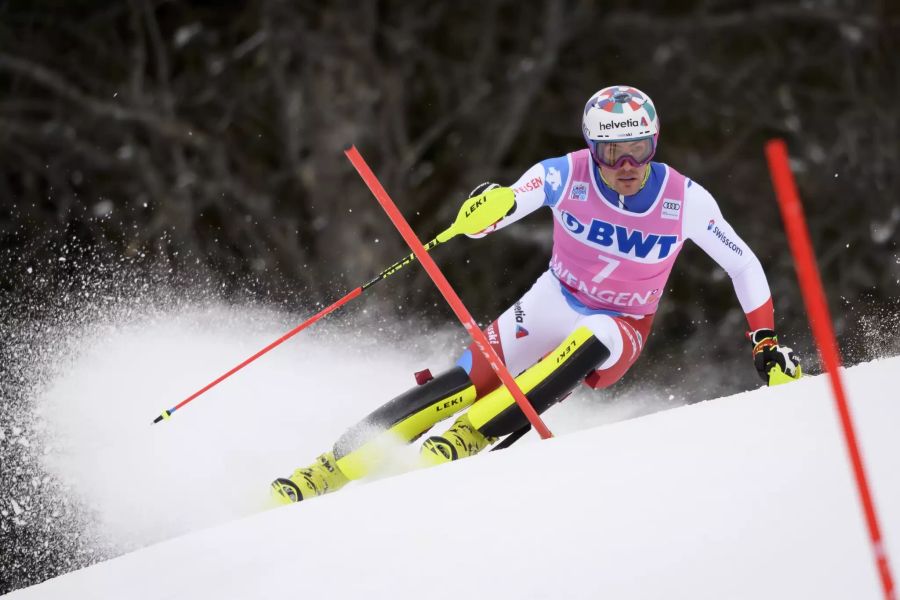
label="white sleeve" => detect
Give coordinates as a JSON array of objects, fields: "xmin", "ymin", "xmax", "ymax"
[
  {"xmin": 682, "ymin": 181, "xmax": 771, "ymax": 313},
  {"xmin": 466, "ymin": 162, "xmax": 546, "ymax": 238}
]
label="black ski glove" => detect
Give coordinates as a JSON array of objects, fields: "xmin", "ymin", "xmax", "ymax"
[{"xmin": 749, "ymin": 329, "xmax": 801, "ymax": 385}]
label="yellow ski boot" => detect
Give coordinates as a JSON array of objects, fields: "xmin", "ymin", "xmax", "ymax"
[
  {"xmin": 271, "ymin": 451, "xmax": 349, "ymax": 505},
  {"xmin": 420, "ymin": 413, "xmax": 496, "ymax": 467}
]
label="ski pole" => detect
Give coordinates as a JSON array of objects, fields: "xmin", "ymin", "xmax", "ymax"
[
  {"xmin": 151, "ymin": 186, "xmax": 515, "ymax": 424},
  {"xmin": 490, "ymin": 424, "xmax": 531, "ymax": 452}
]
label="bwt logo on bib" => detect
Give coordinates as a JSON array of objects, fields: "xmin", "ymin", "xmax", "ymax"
[{"xmin": 561, "ymin": 211, "xmax": 678, "ymax": 260}]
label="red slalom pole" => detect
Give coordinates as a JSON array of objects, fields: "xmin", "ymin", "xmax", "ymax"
[
  {"xmin": 345, "ymin": 146, "xmax": 553, "ymax": 440},
  {"xmin": 765, "ymin": 139, "xmax": 895, "ymax": 600}
]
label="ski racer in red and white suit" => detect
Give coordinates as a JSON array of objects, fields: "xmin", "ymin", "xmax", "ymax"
[{"xmin": 270, "ymin": 85, "xmax": 801, "ymax": 505}]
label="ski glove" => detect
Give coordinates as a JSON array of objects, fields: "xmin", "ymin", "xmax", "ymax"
[
  {"xmin": 465, "ymin": 182, "xmax": 516, "ymax": 238},
  {"xmin": 749, "ymin": 329, "xmax": 801, "ymax": 385}
]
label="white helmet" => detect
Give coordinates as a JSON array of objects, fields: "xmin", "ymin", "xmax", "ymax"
[{"xmin": 582, "ymin": 85, "xmax": 660, "ymax": 168}]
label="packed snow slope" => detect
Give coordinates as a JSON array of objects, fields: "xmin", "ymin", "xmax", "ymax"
[{"xmin": 10, "ymin": 354, "xmax": 899, "ymax": 599}]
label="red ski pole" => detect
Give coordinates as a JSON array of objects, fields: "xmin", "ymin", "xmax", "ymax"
[
  {"xmin": 152, "ymin": 286, "xmax": 361, "ymax": 424},
  {"xmin": 151, "ymin": 186, "xmax": 514, "ymax": 424}
]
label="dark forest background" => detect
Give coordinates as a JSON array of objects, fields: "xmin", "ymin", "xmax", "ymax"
[
  {"xmin": 2, "ymin": 0, "xmax": 899, "ymax": 361},
  {"xmin": 1, "ymin": 0, "xmax": 899, "ymax": 593}
]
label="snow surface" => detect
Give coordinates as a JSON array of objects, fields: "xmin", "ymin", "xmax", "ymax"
[{"xmin": 9, "ymin": 338, "xmax": 899, "ymax": 599}]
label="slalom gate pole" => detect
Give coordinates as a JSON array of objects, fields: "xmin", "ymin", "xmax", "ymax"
[
  {"xmin": 765, "ymin": 139, "xmax": 895, "ymax": 600},
  {"xmin": 152, "ymin": 182, "xmax": 515, "ymax": 424},
  {"xmin": 345, "ymin": 145, "xmax": 553, "ymax": 440}
]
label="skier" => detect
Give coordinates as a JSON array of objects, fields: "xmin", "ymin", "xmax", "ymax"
[{"xmin": 271, "ymin": 85, "xmax": 802, "ymax": 504}]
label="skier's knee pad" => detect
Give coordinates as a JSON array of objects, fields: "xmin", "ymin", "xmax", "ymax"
[
  {"xmin": 467, "ymin": 326, "xmax": 610, "ymax": 438},
  {"xmin": 334, "ymin": 366, "xmax": 477, "ymax": 479}
]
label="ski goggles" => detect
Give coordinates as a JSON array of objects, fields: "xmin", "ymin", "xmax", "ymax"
[{"xmin": 588, "ymin": 136, "xmax": 656, "ymax": 169}]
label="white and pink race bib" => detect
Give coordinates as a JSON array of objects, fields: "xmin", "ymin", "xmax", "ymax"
[{"xmin": 549, "ymin": 149, "xmax": 687, "ymax": 314}]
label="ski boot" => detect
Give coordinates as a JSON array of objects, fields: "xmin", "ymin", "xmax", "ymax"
[
  {"xmin": 271, "ymin": 451, "xmax": 349, "ymax": 505},
  {"xmin": 420, "ymin": 413, "xmax": 496, "ymax": 467}
]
